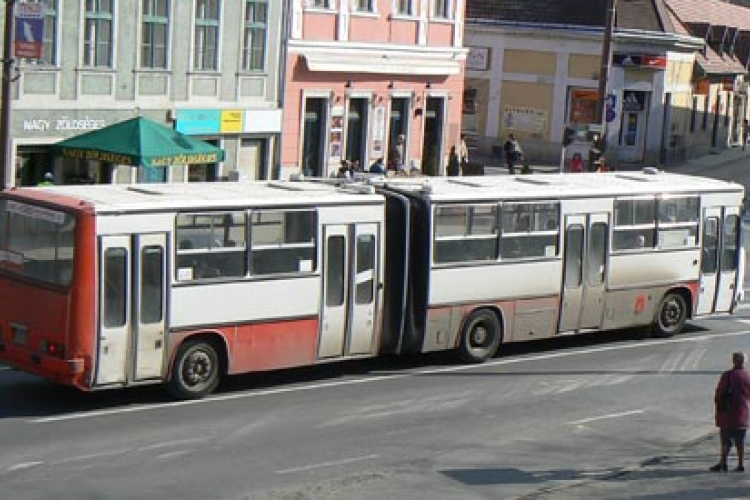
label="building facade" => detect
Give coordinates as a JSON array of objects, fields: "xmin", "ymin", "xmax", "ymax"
[
  {"xmin": 2, "ymin": 0, "xmax": 283, "ymax": 187},
  {"xmin": 280, "ymin": 0, "xmax": 467, "ymax": 179},
  {"xmin": 463, "ymin": 0, "xmax": 745, "ymax": 169}
]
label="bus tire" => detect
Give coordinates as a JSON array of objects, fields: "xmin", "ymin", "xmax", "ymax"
[
  {"xmin": 168, "ymin": 339, "xmax": 221, "ymax": 399},
  {"xmin": 457, "ymin": 309, "xmax": 502, "ymax": 363},
  {"xmin": 652, "ymin": 292, "xmax": 687, "ymax": 338}
]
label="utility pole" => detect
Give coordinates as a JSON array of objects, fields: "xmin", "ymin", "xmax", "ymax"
[
  {"xmin": 0, "ymin": 0, "xmax": 16, "ymax": 191},
  {"xmin": 596, "ymin": 0, "xmax": 617, "ymax": 154}
]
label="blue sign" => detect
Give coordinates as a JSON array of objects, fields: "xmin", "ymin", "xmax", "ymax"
[
  {"xmin": 605, "ymin": 94, "xmax": 617, "ymax": 123},
  {"xmin": 14, "ymin": 2, "xmax": 46, "ymax": 59},
  {"xmin": 175, "ymin": 109, "xmax": 221, "ymax": 135}
]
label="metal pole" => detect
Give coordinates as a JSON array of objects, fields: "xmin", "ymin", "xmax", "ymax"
[
  {"xmin": 0, "ymin": 0, "xmax": 16, "ymax": 191},
  {"xmin": 596, "ymin": 0, "xmax": 617, "ymax": 154}
]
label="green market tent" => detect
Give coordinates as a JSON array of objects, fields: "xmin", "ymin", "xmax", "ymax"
[{"xmin": 52, "ymin": 116, "xmax": 225, "ymax": 168}]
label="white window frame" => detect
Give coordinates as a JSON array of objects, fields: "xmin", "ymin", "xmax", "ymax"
[
  {"xmin": 432, "ymin": 0, "xmax": 452, "ymax": 20},
  {"xmin": 192, "ymin": 0, "xmax": 222, "ymax": 72},
  {"xmin": 241, "ymin": 0, "xmax": 268, "ymax": 72},
  {"xmin": 82, "ymin": 0, "xmax": 115, "ymax": 68},
  {"xmin": 139, "ymin": 0, "xmax": 171, "ymax": 70}
]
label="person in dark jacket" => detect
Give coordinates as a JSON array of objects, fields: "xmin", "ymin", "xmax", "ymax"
[
  {"xmin": 711, "ymin": 352, "xmax": 750, "ymax": 472},
  {"xmin": 446, "ymin": 146, "xmax": 460, "ymax": 176}
]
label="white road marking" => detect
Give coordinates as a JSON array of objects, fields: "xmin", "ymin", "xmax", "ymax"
[
  {"xmin": 51, "ymin": 449, "xmax": 132, "ymax": 466},
  {"xmin": 29, "ymin": 328, "xmax": 750, "ymax": 425},
  {"xmin": 274, "ymin": 454, "xmax": 379, "ymax": 475},
  {"xmin": 137, "ymin": 437, "xmax": 207, "ymax": 452},
  {"xmin": 735, "ymin": 319, "xmax": 750, "ymax": 325},
  {"xmin": 568, "ymin": 409, "xmax": 645, "ymax": 426},
  {"xmin": 7, "ymin": 461, "xmax": 44, "ymax": 472},
  {"xmin": 0, "ymin": 366, "xmax": 10, "ymax": 371}
]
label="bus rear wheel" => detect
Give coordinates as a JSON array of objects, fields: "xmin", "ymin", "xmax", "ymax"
[
  {"xmin": 653, "ymin": 292, "xmax": 687, "ymax": 338},
  {"xmin": 168, "ymin": 339, "xmax": 221, "ymax": 399},
  {"xmin": 458, "ymin": 309, "xmax": 502, "ymax": 363}
]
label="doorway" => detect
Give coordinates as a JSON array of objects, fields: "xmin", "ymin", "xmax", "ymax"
[
  {"xmin": 301, "ymin": 97, "xmax": 328, "ymax": 177},
  {"xmin": 422, "ymin": 96, "xmax": 445, "ymax": 176}
]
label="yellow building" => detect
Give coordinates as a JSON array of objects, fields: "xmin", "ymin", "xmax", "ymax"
[{"xmin": 463, "ymin": 0, "xmax": 745, "ymax": 169}]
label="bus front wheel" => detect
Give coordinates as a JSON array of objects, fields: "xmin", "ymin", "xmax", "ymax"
[
  {"xmin": 169, "ymin": 339, "xmax": 221, "ymax": 399},
  {"xmin": 458, "ymin": 309, "xmax": 502, "ymax": 363},
  {"xmin": 653, "ymin": 292, "xmax": 687, "ymax": 338}
]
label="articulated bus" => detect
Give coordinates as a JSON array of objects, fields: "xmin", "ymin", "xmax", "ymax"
[{"xmin": 0, "ymin": 171, "xmax": 743, "ymax": 398}]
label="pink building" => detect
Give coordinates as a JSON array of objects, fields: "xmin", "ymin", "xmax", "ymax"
[{"xmin": 280, "ymin": 0, "xmax": 467, "ymax": 178}]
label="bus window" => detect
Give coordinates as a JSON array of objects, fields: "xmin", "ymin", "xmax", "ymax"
[
  {"xmin": 251, "ymin": 209, "xmax": 317, "ymax": 275},
  {"xmin": 103, "ymin": 248, "xmax": 127, "ymax": 328},
  {"xmin": 564, "ymin": 225, "xmax": 584, "ymax": 287},
  {"xmin": 356, "ymin": 234, "xmax": 375, "ymax": 304},
  {"xmin": 702, "ymin": 218, "xmax": 719, "ymax": 274},
  {"xmin": 588, "ymin": 222, "xmax": 607, "ymax": 286},
  {"xmin": 141, "ymin": 246, "xmax": 164, "ymax": 324},
  {"xmin": 433, "ymin": 204, "xmax": 498, "ymax": 264},
  {"xmin": 500, "ymin": 202, "xmax": 559, "ymax": 259},
  {"xmin": 0, "ymin": 200, "xmax": 76, "ymax": 286},
  {"xmin": 613, "ymin": 198, "xmax": 655, "ymax": 251},
  {"xmin": 326, "ymin": 235, "xmax": 345, "ymax": 306},
  {"xmin": 657, "ymin": 196, "xmax": 699, "ymax": 249},
  {"xmin": 176, "ymin": 211, "xmax": 246, "ymax": 281},
  {"xmin": 722, "ymin": 215, "xmax": 739, "ymax": 272}
]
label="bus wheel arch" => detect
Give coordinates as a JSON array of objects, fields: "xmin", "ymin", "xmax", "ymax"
[
  {"xmin": 456, "ymin": 307, "xmax": 503, "ymax": 363},
  {"xmin": 652, "ymin": 288, "xmax": 690, "ymax": 338},
  {"xmin": 168, "ymin": 332, "xmax": 228, "ymax": 400}
]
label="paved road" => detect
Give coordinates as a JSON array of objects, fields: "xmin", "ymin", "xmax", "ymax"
[{"xmin": 2, "ymin": 319, "xmax": 750, "ymax": 499}]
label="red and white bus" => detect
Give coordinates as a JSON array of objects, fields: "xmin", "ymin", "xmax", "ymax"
[{"xmin": 0, "ymin": 171, "xmax": 743, "ymax": 398}]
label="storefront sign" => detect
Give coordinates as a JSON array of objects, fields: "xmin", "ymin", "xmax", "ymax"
[
  {"xmin": 14, "ymin": 2, "xmax": 45, "ymax": 59},
  {"xmin": 23, "ymin": 116, "xmax": 106, "ymax": 132},
  {"xmin": 467, "ymin": 46, "xmax": 490, "ymax": 71},
  {"xmin": 622, "ymin": 91, "xmax": 645, "ymax": 112},
  {"xmin": 220, "ymin": 110, "xmax": 243, "ymax": 133},
  {"xmin": 502, "ymin": 106, "xmax": 548, "ymax": 133},
  {"xmin": 569, "ymin": 89, "xmax": 599, "ymax": 125},
  {"xmin": 175, "ymin": 109, "xmax": 221, "ymax": 135},
  {"xmin": 614, "ymin": 53, "xmax": 667, "ymax": 70}
]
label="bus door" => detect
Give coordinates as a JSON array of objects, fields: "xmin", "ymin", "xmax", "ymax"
[
  {"xmin": 697, "ymin": 208, "xmax": 740, "ymax": 315},
  {"xmin": 96, "ymin": 234, "xmax": 167, "ymax": 386},
  {"xmin": 559, "ymin": 214, "xmax": 609, "ymax": 332},
  {"xmin": 318, "ymin": 223, "xmax": 380, "ymax": 358}
]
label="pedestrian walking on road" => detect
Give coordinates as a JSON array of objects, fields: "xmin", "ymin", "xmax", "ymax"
[
  {"xmin": 711, "ymin": 351, "xmax": 750, "ymax": 472},
  {"xmin": 743, "ymin": 119, "xmax": 749, "ymax": 151}
]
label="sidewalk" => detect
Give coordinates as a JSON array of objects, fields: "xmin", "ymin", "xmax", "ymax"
[
  {"xmin": 522, "ymin": 432, "xmax": 750, "ymax": 500},
  {"xmin": 479, "ymin": 145, "xmax": 750, "ymax": 177}
]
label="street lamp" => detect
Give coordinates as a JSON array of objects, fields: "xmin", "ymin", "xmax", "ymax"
[
  {"xmin": 596, "ymin": 0, "xmax": 617, "ymax": 156},
  {"xmin": 0, "ymin": 0, "xmax": 17, "ymax": 191}
]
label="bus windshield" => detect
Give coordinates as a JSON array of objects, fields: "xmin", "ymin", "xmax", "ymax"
[{"xmin": 0, "ymin": 200, "xmax": 76, "ymax": 286}]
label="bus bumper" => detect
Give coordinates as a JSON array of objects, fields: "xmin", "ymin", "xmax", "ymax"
[{"xmin": 0, "ymin": 342, "xmax": 86, "ymax": 384}]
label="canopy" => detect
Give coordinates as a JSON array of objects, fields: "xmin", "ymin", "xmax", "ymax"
[{"xmin": 52, "ymin": 116, "xmax": 225, "ymax": 168}]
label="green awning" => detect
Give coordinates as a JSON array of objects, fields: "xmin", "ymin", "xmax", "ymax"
[{"xmin": 52, "ymin": 116, "xmax": 225, "ymax": 168}]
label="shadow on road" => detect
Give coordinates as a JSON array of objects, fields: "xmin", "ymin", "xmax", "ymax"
[{"xmin": 0, "ymin": 323, "xmax": 717, "ymax": 421}]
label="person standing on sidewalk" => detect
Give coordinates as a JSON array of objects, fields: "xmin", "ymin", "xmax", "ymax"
[
  {"xmin": 711, "ymin": 351, "xmax": 750, "ymax": 472},
  {"xmin": 743, "ymin": 119, "xmax": 749, "ymax": 151},
  {"xmin": 504, "ymin": 134, "xmax": 523, "ymax": 174}
]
